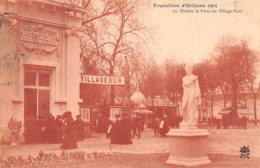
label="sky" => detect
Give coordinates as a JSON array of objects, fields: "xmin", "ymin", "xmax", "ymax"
[{"xmin": 139, "ymin": 0, "xmax": 260, "ymax": 64}]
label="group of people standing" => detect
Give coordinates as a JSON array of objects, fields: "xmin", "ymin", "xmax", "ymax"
[
  {"xmin": 61, "ymin": 111, "xmax": 86, "ymax": 149},
  {"xmin": 131, "ymin": 114, "xmax": 171, "ymax": 139},
  {"xmin": 106, "ymin": 113, "xmax": 171, "ymax": 145},
  {"xmin": 131, "ymin": 114, "xmax": 145, "ymax": 139},
  {"xmin": 151, "ymin": 115, "xmax": 170, "ymax": 137},
  {"xmin": 23, "ymin": 115, "xmax": 63, "ymax": 144},
  {"xmin": 108, "ymin": 113, "xmax": 133, "ymax": 144},
  {"xmin": 22, "ymin": 112, "xmax": 85, "ymax": 149}
]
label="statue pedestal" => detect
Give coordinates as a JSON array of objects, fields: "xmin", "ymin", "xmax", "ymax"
[{"xmin": 166, "ymin": 128, "xmax": 211, "ymax": 167}]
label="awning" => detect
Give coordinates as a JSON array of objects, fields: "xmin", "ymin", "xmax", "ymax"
[
  {"xmin": 146, "ymin": 98, "xmax": 176, "ymax": 107},
  {"xmin": 238, "ymin": 112, "xmax": 253, "ymax": 115},
  {"xmin": 134, "ymin": 109, "xmax": 153, "ymax": 115},
  {"xmin": 218, "ymin": 109, "xmax": 253, "ymax": 115},
  {"xmin": 218, "ymin": 110, "xmax": 231, "ymax": 115}
]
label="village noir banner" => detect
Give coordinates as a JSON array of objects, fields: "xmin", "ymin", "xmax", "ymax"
[{"xmin": 80, "ymin": 75, "xmax": 125, "ymax": 85}]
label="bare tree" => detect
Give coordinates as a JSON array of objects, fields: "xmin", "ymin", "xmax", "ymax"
[
  {"xmin": 217, "ymin": 82, "xmax": 230, "ymax": 108},
  {"xmin": 213, "ymin": 36, "xmax": 259, "ymax": 116},
  {"xmin": 246, "ymin": 76, "xmax": 260, "ymax": 126},
  {"xmin": 82, "ymin": 0, "xmax": 120, "ymax": 25},
  {"xmin": 80, "ymin": 0, "xmax": 151, "ymax": 105},
  {"xmin": 193, "ymin": 59, "xmax": 219, "ymax": 96},
  {"xmin": 163, "ymin": 59, "xmax": 184, "ymax": 104},
  {"xmin": 193, "ymin": 59, "xmax": 220, "ymax": 118},
  {"xmin": 141, "ymin": 56, "xmax": 165, "ymax": 107}
]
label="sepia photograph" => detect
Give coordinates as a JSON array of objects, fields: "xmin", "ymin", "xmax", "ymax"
[{"xmin": 0, "ymin": 0, "xmax": 260, "ymax": 167}]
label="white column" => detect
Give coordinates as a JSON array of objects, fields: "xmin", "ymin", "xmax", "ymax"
[
  {"xmin": 0, "ymin": 22, "xmax": 15, "ymax": 128},
  {"xmin": 65, "ymin": 11, "xmax": 83, "ymax": 118}
]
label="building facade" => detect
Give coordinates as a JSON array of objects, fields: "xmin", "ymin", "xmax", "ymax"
[{"xmin": 0, "ymin": 0, "xmax": 85, "ymax": 142}]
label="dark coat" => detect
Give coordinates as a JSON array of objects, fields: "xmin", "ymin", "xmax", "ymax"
[
  {"xmin": 61, "ymin": 118, "xmax": 77, "ymax": 149},
  {"xmin": 119, "ymin": 118, "xmax": 132, "ymax": 144},
  {"xmin": 110, "ymin": 120, "xmax": 120, "ymax": 144},
  {"xmin": 74, "ymin": 118, "xmax": 85, "ymax": 141}
]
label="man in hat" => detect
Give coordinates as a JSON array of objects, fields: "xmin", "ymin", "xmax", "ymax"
[{"xmin": 8, "ymin": 116, "xmax": 22, "ymax": 146}]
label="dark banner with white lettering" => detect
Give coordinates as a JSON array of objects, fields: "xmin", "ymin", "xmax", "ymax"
[{"xmin": 80, "ymin": 75, "xmax": 125, "ymax": 85}]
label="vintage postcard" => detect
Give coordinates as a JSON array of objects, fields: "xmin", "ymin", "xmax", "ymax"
[{"xmin": 0, "ymin": 0, "xmax": 259, "ymax": 167}]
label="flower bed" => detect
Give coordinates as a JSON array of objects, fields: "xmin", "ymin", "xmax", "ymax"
[{"xmin": 0, "ymin": 150, "xmax": 114, "ymax": 168}]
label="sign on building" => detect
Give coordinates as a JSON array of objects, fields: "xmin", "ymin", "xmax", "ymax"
[
  {"xmin": 80, "ymin": 107, "xmax": 91, "ymax": 123},
  {"xmin": 110, "ymin": 107, "xmax": 122, "ymax": 120},
  {"xmin": 21, "ymin": 26, "xmax": 58, "ymax": 45},
  {"xmin": 80, "ymin": 75, "xmax": 125, "ymax": 85}
]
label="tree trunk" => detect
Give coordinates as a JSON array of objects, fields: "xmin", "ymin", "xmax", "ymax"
[
  {"xmin": 110, "ymin": 66, "xmax": 115, "ymax": 105},
  {"xmin": 231, "ymin": 85, "xmax": 238, "ymax": 115},
  {"xmin": 223, "ymin": 93, "xmax": 227, "ymax": 108},
  {"xmin": 210, "ymin": 95, "xmax": 214, "ymax": 118},
  {"xmin": 175, "ymin": 93, "xmax": 180, "ymax": 116},
  {"xmin": 151, "ymin": 92, "xmax": 154, "ymax": 112},
  {"xmin": 253, "ymin": 95, "xmax": 257, "ymax": 126}
]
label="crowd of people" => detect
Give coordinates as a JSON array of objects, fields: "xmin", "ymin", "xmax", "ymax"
[
  {"xmin": 107, "ymin": 113, "xmax": 133, "ymax": 144},
  {"xmin": 8, "ymin": 111, "xmax": 183, "ymax": 148},
  {"xmin": 23, "ymin": 115, "xmax": 62, "ymax": 144},
  {"xmin": 106, "ymin": 113, "xmax": 171, "ymax": 145},
  {"xmin": 151, "ymin": 115, "xmax": 170, "ymax": 137},
  {"xmin": 23, "ymin": 112, "xmax": 85, "ymax": 149},
  {"xmin": 207, "ymin": 116, "xmax": 248, "ymax": 129},
  {"xmin": 10, "ymin": 111, "xmax": 251, "ymax": 149}
]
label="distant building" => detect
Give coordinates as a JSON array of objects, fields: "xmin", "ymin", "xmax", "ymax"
[
  {"xmin": 146, "ymin": 97, "xmax": 177, "ymax": 118},
  {"xmin": 210, "ymin": 93, "xmax": 259, "ymax": 120},
  {"xmin": 174, "ymin": 92, "xmax": 259, "ymax": 121}
]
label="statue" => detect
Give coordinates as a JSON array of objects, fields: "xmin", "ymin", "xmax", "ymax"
[{"xmin": 180, "ymin": 64, "xmax": 201, "ymax": 129}]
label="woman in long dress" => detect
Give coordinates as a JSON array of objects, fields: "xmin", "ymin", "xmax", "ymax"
[
  {"xmin": 180, "ymin": 64, "xmax": 201, "ymax": 128},
  {"xmin": 61, "ymin": 111, "xmax": 77, "ymax": 149}
]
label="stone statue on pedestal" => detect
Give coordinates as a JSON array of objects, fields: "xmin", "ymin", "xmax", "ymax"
[
  {"xmin": 180, "ymin": 64, "xmax": 201, "ymax": 129},
  {"xmin": 166, "ymin": 64, "xmax": 211, "ymax": 166}
]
